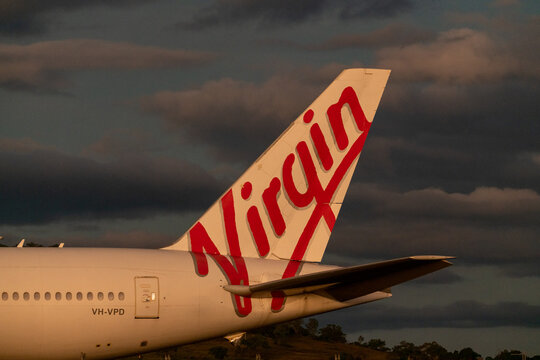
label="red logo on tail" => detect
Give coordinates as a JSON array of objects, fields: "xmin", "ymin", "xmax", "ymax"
[{"xmin": 189, "ymin": 87, "xmax": 371, "ymax": 316}]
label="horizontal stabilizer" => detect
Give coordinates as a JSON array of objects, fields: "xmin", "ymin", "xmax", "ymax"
[{"xmin": 224, "ymin": 256, "xmax": 453, "ymax": 301}]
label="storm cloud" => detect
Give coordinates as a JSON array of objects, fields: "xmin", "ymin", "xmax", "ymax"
[
  {"xmin": 324, "ymin": 301, "xmax": 540, "ymax": 330},
  {"xmin": 0, "ymin": 0, "xmax": 147, "ymax": 35},
  {"xmin": 305, "ymin": 23, "xmax": 436, "ymax": 51},
  {"xmin": 139, "ymin": 74, "xmax": 324, "ymax": 161},
  {"xmin": 376, "ymin": 28, "xmax": 540, "ymax": 84},
  {"xmin": 180, "ymin": 0, "xmax": 414, "ymax": 30},
  {"xmin": 0, "ymin": 139, "xmax": 222, "ymax": 225},
  {"xmin": 328, "ymin": 183, "xmax": 540, "ymax": 276},
  {"xmin": 0, "ymin": 39, "xmax": 215, "ymax": 92}
]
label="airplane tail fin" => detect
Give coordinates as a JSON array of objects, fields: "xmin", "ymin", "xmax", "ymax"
[{"xmin": 163, "ymin": 69, "xmax": 390, "ymax": 263}]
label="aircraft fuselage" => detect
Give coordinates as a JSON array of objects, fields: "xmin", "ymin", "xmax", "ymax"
[{"xmin": 0, "ymin": 248, "xmax": 387, "ymax": 359}]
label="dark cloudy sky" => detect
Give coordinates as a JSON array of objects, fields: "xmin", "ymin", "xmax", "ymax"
[{"xmin": 1, "ymin": 0, "xmax": 539, "ymax": 356}]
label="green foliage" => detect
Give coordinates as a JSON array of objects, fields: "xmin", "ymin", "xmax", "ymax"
[
  {"xmin": 252, "ymin": 323, "xmax": 277, "ymax": 338},
  {"xmin": 365, "ymin": 338, "xmax": 388, "ymax": 352},
  {"xmin": 306, "ymin": 318, "xmax": 319, "ymax": 337},
  {"xmin": 421, "ymin": 341, "xmax": 451, "ymax": 360},
  {"xmin": 242, "ymin": 333, "xmax": 270, "ymax": 350},
  {"xmin": 494, "ymin": 349, "xmax": 528, "ymax": 360},
  {"xmin": 318, "ymin": 324, "xmax": 347, "ymax": 343},
  {"xmin": 392, "ymin": 340, "xmax": 485, "ymax": 360},
  {"xmin": 273, "ymin": 323, "xmax": 292, "ymax": 345},
  {"xmin": 253, "ymin": 319, "xmax": 306, "ymax": 341},
  {"xmin": 289, "ymin": 318, "xmax": 306, "ymax": 335},
  {"xmin": 208, "ymin": 346, "xmax": 228, "ymax": 359},
  {"xmin": 457, "ymin": 347, "xmax": 481, "ymax": 360},
  {"xmin": 393, "ymin": 340, "xmax": 421, "ymax": 360}
]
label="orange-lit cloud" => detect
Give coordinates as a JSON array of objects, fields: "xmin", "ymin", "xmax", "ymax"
[{"xmin": 0, "ymin": 39, "xmax": 216, "ymax": 91}]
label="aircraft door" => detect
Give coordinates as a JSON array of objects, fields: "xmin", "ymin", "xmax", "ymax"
[{"xmin": 134, "ymin": 276, "xmax": 159, "ymax": 319}]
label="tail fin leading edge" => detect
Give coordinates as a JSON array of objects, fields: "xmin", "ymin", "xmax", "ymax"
[{"xmin": 163, "ymin": 68, "xmax": 391, "ymax": 263}]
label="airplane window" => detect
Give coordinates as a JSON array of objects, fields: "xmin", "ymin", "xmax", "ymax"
[
  {"xmin": 108, "ymin": 292, "xmax": 114, "ymax": 301},
  {"xmin": 76, "ymin": 292, "xmax": 83, "ymax": 301},
  {"xmin": 87, "ymin": 292, "xmax": 93, "ymax": 301},
  {"xmin": 66, "ymin": 292, "xmax": 72, "ymax": 300},
  {"xmin": 12, "ymin": 292, "xmax": 19, "ymax": 301},
  {"xmin": 2, "ymin": 292, "xmax": 8, "ymax": 301},
  {"xmin": 34, "ymin": 292, "xmax": 40, "ymax": 301},
  {"xmin": 23, "ymin": 292, "xmax": 30, "ymax": 301},
  {"xmin": 118, "ymin": 292, "xmax": 125, "ymax": 301},
  {"xmin": 45, "ymin": 292, "xmax": 51, "ymax": 300},
  {"xmin": 55, "ymin": 292, "xmax": 62, "ymax": 301},
  {"xmin": 98, "ymin": 292, "xmax": 104, "ymax": 301}
]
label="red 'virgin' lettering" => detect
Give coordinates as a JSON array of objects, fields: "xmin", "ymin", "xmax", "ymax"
[
  {"xmin": 272, "ymin": 86, "xmax": 370, "ymax": 309},
  {"xmin": 271, "ymin": 203, "xmax": 335, "ymax": 311},
  {"xmin": 247, "ymin": 206, "xmax": 270, "ymax": 257},
  {"xmin": 310, "ymin": 123, "xmax": 333, "ymax": 171},
  {"xmin": 327, "ymin": 86, "xmax": 368, "ymax": 150},
  {"xmin": 188, "ymin": 86, "xmax": 371, "ymax": 317},
  {"xmin": 304, "ymin": 109, "xmax": 333, "ymax": 171},
  {"xmin": 189, "ymin": 190, "xmax": 252, "ymax": 316},
  {"xmin": 282, "ymin": 141, "xmax": 327, "ymax": 208},
  {"xmin": 243, "ymin": 181, "xmax": 270, "ymax": 256},
  {"xmin": 303, "ymin": 109, "xmax": 314, "ymax": 123},
  {"xmin": 241, "ymin": 181, "xmax": 252, "ymax": 200},
  {"xmin": 221, "ymin": 191, "xmax": 240, "ymax": 257},
  {"xmin": 262, "ymin": 177, "xmax": 286, "ymax": 236}
]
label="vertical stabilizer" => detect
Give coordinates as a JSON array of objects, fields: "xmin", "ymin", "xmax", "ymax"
[{"xmin": 163, "ymin": 69, "xmax": 390, "ymax": 263}]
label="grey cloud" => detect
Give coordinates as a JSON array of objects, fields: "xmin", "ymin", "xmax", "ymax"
[
  {"xmin": 406, "ymin": 269, "xmax": 464, "ymax": 285},
  {"xmin": 0, "ymin": 139, "xmax": 222, "ymax": 225},
  {"xmin": 321, "ymin": 301, "xmax": 540, "ymax": 330},
  {"xmin": 0, "ymin": 0, "xmax": 146, "ymax": 35},
  {"xmin": 180, "ymin": 0, "xmax": 414, "ymax": 30},
  {"xmin": 492, "ymin": 0, "xmax": 520, "ymax": 7},
  {"xmin": 333, "ymin": 219, "xmax": 540, "ymax": 272},
  {"xmin": 305, "ymin": 23, "xmax": 435, "ymax": 51},
  {"xmin": 338, "ymin": 0, "xmax": 414, "ymax": 20},
  {"xmin": 345, "ymin": 184, "xmax": 540, "ymax": 226},
  {"xmin": 138, "ymin": 62, "xmax": 540, "ymax": 193},
  {"xmin": 83, "ymin": 128, "xmax": 167, "ymax": 160},
  {"xmin": 0, "ymin": 39, "xmax": 215, "ymax": 92},
  {"xmin": 500, "ymin": 263, "xmax": 540, "ymax": 278},
  {"xmin": 329, "ymin": 184, "xmax": 540, "ymax": 276},
  {"xmin": 376, "ymin": 28, "xmax": 540, "ymax": 84},
  {"xmin": 358, "ymin": 78, "xmax": 540, "ymax": 194},
  {"xmin": 138, "ymin": 62, "xmax": 366, "ymax": 163},
  {"xmin": 139, "ymin": 75, "xmax": 323, "ymax": 161},
  {"xmin": 0, "ymin": 137, "xmax": 56, "ymax": 153},
  {"xmin": 180, "ymin": 0, "xmax": 327, "ymax": 30}
]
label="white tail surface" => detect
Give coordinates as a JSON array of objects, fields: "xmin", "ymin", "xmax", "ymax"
[{"xmin": 163, "ymin": 68, "xmax": 390, "ymax": 264}]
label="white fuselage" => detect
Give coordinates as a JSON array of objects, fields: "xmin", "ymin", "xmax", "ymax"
[{"xmin": 0, "ymin": 248, "xmax": 389, "ymax": 360}]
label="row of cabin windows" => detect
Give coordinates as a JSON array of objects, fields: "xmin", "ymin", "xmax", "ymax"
[{"xmin": 1, "ymin": 291, "xmax": 125, "ymax": 302}]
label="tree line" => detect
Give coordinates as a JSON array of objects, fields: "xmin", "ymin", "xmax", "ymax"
[{"xmin": 231, "ymin": 318, "xmax": 539, "ymax": 360}]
